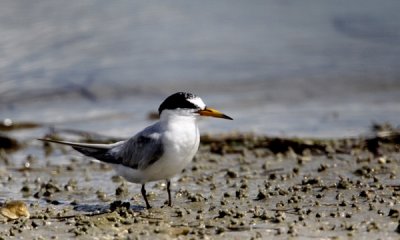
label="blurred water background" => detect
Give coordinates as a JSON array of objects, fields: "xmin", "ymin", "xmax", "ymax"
[{"xmin": 1, "ymin": 0, "xmax": 400, "ymax": 138}]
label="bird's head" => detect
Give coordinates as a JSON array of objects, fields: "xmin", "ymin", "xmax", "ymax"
[{"xmin": 158, "ymin": 92, "xmax": 233, "ymax": 120}]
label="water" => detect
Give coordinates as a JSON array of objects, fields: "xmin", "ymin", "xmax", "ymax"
[{"xmin": 1, "ymin": 0, "xmax": 400, "ymax": 138}]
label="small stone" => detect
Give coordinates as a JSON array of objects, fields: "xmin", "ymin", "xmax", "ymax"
[
  {"xmin": 396, "ymin": 220, "xmax": 400, "ymax": 234},
  {"xmin": 96, "ymin": 190, "xmax": 109, "ymax": 202},
  {"xmin": 269, "ymin": 173, "xmax": 277, "ymax": 180},
  {"xmin": 236, "ymin": 189, "xmax": 248, "ymax": 199},
  {"xmin": 32, "ymin": 220, "xmax": 40, "ymax": 228},
  {"xmin": 111, "ymin": 175, "xmax": 124, "ymax": 183},
  {"xmin": 377, "ymin": 157, "xmax": 386, "ymax": 164},
  {"xmin": 115, "ymin": 183, "xmax": 129, "ymax": 197},
  {"xmin": 255, "ymin": 189, "xmax": 267, "ymax": 201},
  {"xmin": 187, "ymin": 193, "xmax": 205, "ymax": 202},
  {"xmin": 64, "ymin": 179, "xmax": 77, "ymax": 191},
  {"xmin": 302, "ymin": 177, "xmax": 320, "ymax": 185},
  {"xmin": 366, "ymin": 222, "xmax": 379, "ymax": 232},
  {"xmin": 337, "ymin": 178, "xmax": 352, "ymax": 189},
  {"xmin": 359, "ymin": 190, "xmax": 370, "ymax": 198},
  {"xmin": 317, "ymin": 164, "xmax": 328, "ymax": 172},
  {"xmin": 226, "ymin": 170, "xmax": 238, "ymax": 178},
  {"xmin": 217, "ymin": 209, "xmax": 231, "ymax": 218},
  {"xmin": 388, "ymin": 209, "xmax": 399, "ymax": 218},
  {"xmin": 20, "ymin": 185, "xmax": 30, "ymax": 193}
]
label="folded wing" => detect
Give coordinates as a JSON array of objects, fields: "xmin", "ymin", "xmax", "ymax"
[{"xmin": 113, "ymin": 131, "xmax": 164, "ymax": 170}]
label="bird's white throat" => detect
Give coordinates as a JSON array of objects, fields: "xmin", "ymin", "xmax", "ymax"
[
  {"xmin": 160, "ymin": 109, "xmax": 200, "ymax": 160},
  {"xmin": 160, "ymin": 109, "xmax": 199, "ymax": 121}
]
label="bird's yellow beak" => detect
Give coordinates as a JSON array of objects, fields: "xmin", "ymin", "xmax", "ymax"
[{"xmin": 198, "ymin": 107, "xmax": 233, "ymax": 120}]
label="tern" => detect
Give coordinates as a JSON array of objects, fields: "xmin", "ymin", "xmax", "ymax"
[{"xmin": 40, "ymin": 92, "xmax": 232, "ymax": 208}]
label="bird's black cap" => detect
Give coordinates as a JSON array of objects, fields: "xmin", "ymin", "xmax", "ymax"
[{"xmin": 158, "ymin": 92, "xmax": 201, "ymax": 115}]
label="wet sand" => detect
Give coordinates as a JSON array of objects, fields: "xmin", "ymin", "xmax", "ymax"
[{"xmin": 0, "ymin": 125, "xmax": 399, "ymax": 239}]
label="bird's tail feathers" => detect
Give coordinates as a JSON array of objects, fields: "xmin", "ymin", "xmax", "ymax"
[
  {"xmin": 38, "ymin": 138, "xmax": 121, "ymax": 164},
  {"xmin": 38, "ymin": 138, "xmax": 112, "ymax": 149}
]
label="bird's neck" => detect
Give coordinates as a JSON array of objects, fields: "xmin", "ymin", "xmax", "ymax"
[
  {"xmin": 160, "ymin": 112, "xmax": 197, "ymax": 125},
  {"xmin": 160, "ymin": 110, "xmax": 198, "ymax": 122},
  {"xmin": 159, "ymin": 111, "xmax": 199, "ymax": 135}
]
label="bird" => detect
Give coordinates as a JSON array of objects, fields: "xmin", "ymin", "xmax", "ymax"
[{"xmin": 39, "ymin": 92, "xmax": 232, "ymax": 209}]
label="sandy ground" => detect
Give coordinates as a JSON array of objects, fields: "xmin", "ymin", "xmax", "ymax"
[{"xmin": 0, "ymin": 125, "xmax": 400, "ymax": 239}]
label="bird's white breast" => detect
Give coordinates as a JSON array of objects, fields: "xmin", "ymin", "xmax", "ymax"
[
  {"xmin": 116, "ymin": 114, "xmax": 200, "ymax": 183},
  {"xmin": 154, "ymin": 115, "xmax": 200, "ymax": 180}
]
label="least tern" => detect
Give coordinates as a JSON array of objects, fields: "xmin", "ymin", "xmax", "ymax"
[{"xmin": 40, "ymin": 92, "xmax": 232, "ymax": 208}]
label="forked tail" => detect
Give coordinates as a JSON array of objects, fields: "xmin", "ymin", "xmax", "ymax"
[{"xmin": 38, "ymin": 139, "xmax": 121, "ymax": 164}]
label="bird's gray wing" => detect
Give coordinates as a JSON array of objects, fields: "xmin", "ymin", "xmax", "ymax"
[{"xmin": 113, "ymin": 128, "xmax": 164, "ymax": 170}]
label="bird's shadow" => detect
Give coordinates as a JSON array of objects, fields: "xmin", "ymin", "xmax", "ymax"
[
  {"xmin": 39, "ymin": 200, "xmax": 146, "ymax": 220},
  {"xmin": 71, "ymin": 200, "xmax": 145, "ymax": 215}
]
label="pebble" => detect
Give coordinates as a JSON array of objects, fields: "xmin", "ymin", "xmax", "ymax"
[{"xmin": 388, "ymin": 209, "xmax": 399, "ymax": 218}]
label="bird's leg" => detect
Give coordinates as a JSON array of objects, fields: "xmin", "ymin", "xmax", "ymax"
[
  {"xmin": 141, "ymin": 184, "xmax": 151, "ymax": 209},
  {"xmin": 166, "ymin": 179, "xmax": 172, "ymax": 207}
]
